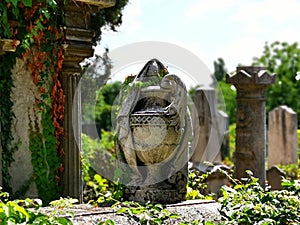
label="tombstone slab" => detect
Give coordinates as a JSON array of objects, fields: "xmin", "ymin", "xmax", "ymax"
[
  {"xmin": 268, "ymin": 105, "xmax": 298, "ymax": 167},
  {"xmin": 190, "ymin": 88, "xmax": 225, "ymax": 165}
]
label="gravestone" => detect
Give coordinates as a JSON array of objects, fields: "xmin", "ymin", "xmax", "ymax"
[
  {"xmin": 266, "ymin": 165, "xmax": 286, "ymax": 190},
  {"xmin": 190, "ymin": 88, "xmax": 226, "ymax": 168},
  {"xmin": 268, "ymin": 105, "xmax": 298, "ymax": 167},
  {"xmin": 116, "ymin": 59, "xmax": 191, "ymax": 203}
]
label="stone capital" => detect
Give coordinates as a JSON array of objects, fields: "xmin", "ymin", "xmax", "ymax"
[{"xmin": 226, "ymin": 66, "xmax": 276, "ymax": 87}]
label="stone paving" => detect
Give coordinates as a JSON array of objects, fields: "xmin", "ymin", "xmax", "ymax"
[{"xmin": 37, "ymin": 200, "xmax": 223, "ymax": 224}]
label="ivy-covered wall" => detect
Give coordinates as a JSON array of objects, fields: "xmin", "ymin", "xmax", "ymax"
[
  {"xmin": 10, "ymin": 58, "xmax": 39, "ymax": 197},
  {"xmin": 0, "ymin": 0, "xmax": 128, "ymax": 203}
]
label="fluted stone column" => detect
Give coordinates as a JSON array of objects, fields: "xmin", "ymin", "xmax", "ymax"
[
  {"xmin": 60, "ymin": 71, "xmax": 82, "ymax": 202},
  {"xmin": 60, "ymin": 0, "xmax": 115, "ymax": 201},
  {"xmin": 226, "ymin": 66, "xmax": 275, "ymax": 186}
]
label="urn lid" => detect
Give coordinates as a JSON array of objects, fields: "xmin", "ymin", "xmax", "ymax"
[{"xmin": 135, "ymin": 58, "xmax": 168, "ymax": 82}]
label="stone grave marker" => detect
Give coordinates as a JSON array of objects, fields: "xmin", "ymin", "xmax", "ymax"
[
  {"xmin": 266, "ymin": 165, "xmax": 286, "ymax": 190},
  {"xmin": 190, "ymin": 88, "xmax": 226, "ymax": 168},
  {"xmin": 268, "ymin": 105, "xmax": 298, "ymax": 167}
]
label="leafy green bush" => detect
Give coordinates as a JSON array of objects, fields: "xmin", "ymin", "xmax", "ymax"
[
  {"xmin": 0, "ymin": 188, "xmax": 72, "ymax": 224},
  {"xmin": 186, "ymin": 169, "xmax": 214, "ymax": 200},
  {"xmin": 218, "ymin": 171, "xmax": 300, "ymax": 224},
  {"xmin": 84, "ymin": 173, "xmax": 124, "ymax": 206},
  {"xmin": 115, "ymin": 201, "xmax": 180, "ymax": 225},
  {"xmin": 278, "ymin": 161, "xmax": 300, "ymax": 180},
  {"xmin": 81, "ymin": 131, "xmax": 124, "ymax": 205},
  {"xmin": 81, "ymin": 131, "xmax": 116, "ymax": 182}
]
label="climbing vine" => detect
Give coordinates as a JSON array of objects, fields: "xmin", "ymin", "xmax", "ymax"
[
  {"xmin": 0, "ymin": 0, "xmax": 65, "ymax": 200},
  {"xmin": 0, "ymin": 53, "xmax": 17, "ymax": 194},
  {"xmin": 0, "ymin": 0, "xmax": 129, "ymax": 200},
  {"xmin": 29, "ymin": 109, "xmax": 61, "ymax": 204},
  {"xmin": 21, "ymin": 0, "xmax": 65, "ymax": 202}
]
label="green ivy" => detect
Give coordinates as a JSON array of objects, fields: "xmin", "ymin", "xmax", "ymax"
[
  {"xmin": 0, "ymin": 189, "xmax": 72, "ymax": 224},
  {"xmin": 0, "ymin": 53, "xmax": 17, "ymax": 194},
  {"xmin": 29, "ymin": 109, "xmax": 60, "ymax": 205},
  {"xmin": 115, "ymin": 201, "xmax": 180, "ymax": 225},
  {"xmin": 219, "ymin": 171, "xmax": 300, "ymax": 224}
]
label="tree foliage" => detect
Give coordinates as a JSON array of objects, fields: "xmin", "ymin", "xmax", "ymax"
[
  {"xmin": 95, "ymin": 81, "xmax": 122, "ymax": 131},
  {"xmin": 92, "ymin": 0, "xmax": 129, "ymax": 41},
  {"xmin": 213, "ymin": 58, "xmax": 236, "ymax": 125},
  {"xmin": 253, "ymin": 41, "xmax": 300, "ymax": 127}
]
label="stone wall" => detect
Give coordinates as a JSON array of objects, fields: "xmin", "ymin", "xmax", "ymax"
[{"xmin": 9, "ymin": 58, "xmax": 39, "ymax": 197}]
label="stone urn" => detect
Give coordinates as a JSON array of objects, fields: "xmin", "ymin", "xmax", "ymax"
[{"xmin": 116, "ymin": 59, "xmax": 192, "ymax": 203}]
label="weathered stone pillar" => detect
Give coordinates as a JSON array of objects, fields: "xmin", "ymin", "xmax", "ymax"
[
  {"xmin": 60, "ymin": 0, "xmax": 115, "ymax": 201},
  {"xmin": 226, "ymin": 66, "xmax": 275, "ymax": 186},
  {"xmin": 268, "ymin": 105, "xmax": 298, "ymax": 167},
  {"xmin": 60, "ymin": 71, "xmax": 82, "ymax": 202}
]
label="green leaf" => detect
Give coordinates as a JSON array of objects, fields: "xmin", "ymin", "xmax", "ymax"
[
  {"xmin": 7, "ymin": 0, "xmax": 18, "ymax": 7},
  {"xmin": 43, "ymin": 10, "xmax": 50, "ymax": 19},
  {"xmin": 204, "ymin": 221, "xmax": 214, "ymax": 225},
  {"xmin": 54, "ymin": 217, "xmax": 73, "ymax": 225},
  {"xmin": 169, "ymin": 213, "xmax": 180, "ymax": 219},
  {"xmin": 116, "ymin": 207, "xmax": 127, "ymax": 214},
  {"xmin": 22, "ymin": 0, "xmax": 32, "ymax": 7}
]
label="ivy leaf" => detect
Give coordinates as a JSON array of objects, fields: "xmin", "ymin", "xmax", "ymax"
[
  {"xmin": 22, "ymin": 0, "xmax": 32, "ymax": 7},
  {"xmin": 43, "ymin": 11, "xmax": 50, "ymax": 20},
  {"xmin": 37, "ymin": 22, "xmax": 44, "ymax": 30},
  {"xmin": 7, "ymin": 0, "xmax": 18, "ymax": 7}
]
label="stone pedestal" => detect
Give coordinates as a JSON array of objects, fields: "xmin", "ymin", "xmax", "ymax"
[
  {"xmin": 226, "ymin": 66, "xmax": 275, "ymax": 186},
  {"xmin": 268, "ymin": 105, "xmax": 298, "ymax": 167}
]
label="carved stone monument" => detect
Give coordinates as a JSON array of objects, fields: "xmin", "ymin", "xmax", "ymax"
[
  {"xmin": 116, "ymin": 59, "xmax": 192, "ymax": 203},
  {"xmin": 226, "ymin": 66, "xmax": 276, "ymax": 187}
]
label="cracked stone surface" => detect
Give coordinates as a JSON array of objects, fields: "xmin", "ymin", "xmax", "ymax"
[{"xmin": 36, "ymin": 200, "xmax": 223, "ymax": 224}]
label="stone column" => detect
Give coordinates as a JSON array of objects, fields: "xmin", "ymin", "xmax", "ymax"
[
  {"xmin": 59, "ymin": 1, "xmax": 100, "ymax": 202},
  {"xmin": 60, "ymin": 71, "xmax": 82, "ymax": 202},
  {"xmin": 268, "ymin": 105, "xmax": 298, "ymax": 167},
  {"xmin": 226, "ymin": 66, "xmax": 275, "ymax": 186}
]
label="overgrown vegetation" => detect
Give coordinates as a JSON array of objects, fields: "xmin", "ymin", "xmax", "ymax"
[
  {"xmin": 0, "ymin": 165, "xmax": 300, "ymax": 225},
  {"xmin": 219, "ymin": 171, "xmax": 300, "ymax": 224},
  {"xmin": 0, "ymin": 53, "xmax": 17, "ymax": 194},
  {"xmin": 115, "ymin": 201, "xmax": 180, "ymax": 225},
  {"xmin": 80, "ymin": 131, "xmax": 300, "ymax": 224},
  {"xmin": 0, "ymin": 188, "xmax": 72, "ymax": 224}
]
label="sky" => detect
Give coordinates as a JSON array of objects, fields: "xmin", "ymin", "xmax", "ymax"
[{"xmin": 98, "ymin": 0, "xmax": 300, "ymax": 85}]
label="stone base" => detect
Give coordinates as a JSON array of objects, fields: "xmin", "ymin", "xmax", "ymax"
[
  {"xmin": 124, "ymin": 164, "xmax": 188, "ymax": 204},
  {"xmin": 126, "ymin": 188, "xmax": 186, "ymax": 204}
]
